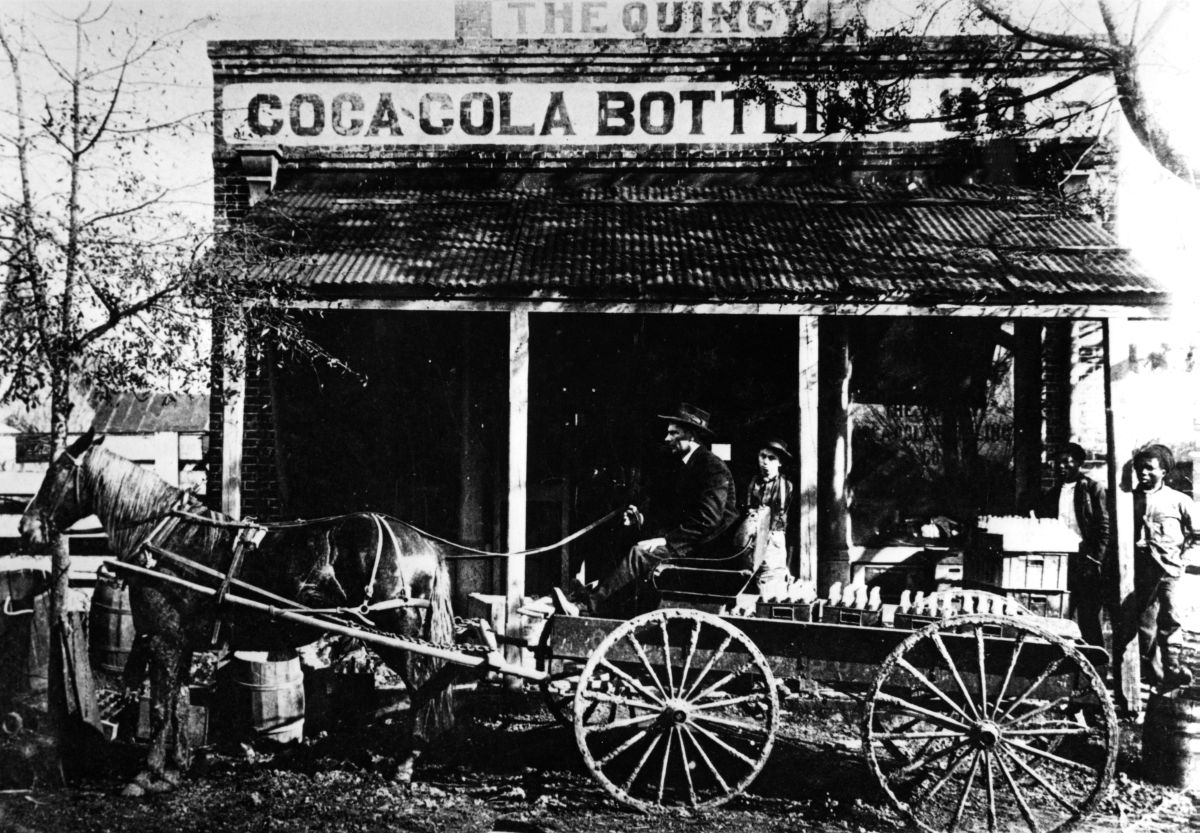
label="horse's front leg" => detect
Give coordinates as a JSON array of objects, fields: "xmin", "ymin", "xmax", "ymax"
[
  {"xmin": 396, "ymin": 661, "xmax": 461, "ymax": 787},
  {"xmin": 122, "ymin": 635, "xmax": 190, "ymax": 797}
]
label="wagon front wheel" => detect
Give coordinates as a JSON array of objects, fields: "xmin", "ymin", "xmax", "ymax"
[
  {"xmin": 863, "ymin": 614, "xmax": 1117, "ymax": 833},
  {"xmin": 573, "ymin": 608, "xmax": 779, "ymax": 813}
]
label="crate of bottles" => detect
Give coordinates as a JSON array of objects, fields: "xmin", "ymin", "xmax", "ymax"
[
  {"xmin": 755, "ymin": 599, "xmax": 822, "ymax": 622},
  {"xmin": 820, "ymin": 605, "xmax": 883, "ymax": 627},
  {"xmin": 1005, "ymin": 589, "xmax": 1071, "ymax": 619}
]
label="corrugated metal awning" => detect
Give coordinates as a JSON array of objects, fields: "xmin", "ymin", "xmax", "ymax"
[{"xmin": 239, "ymin": 177, "xmax": 1163, "ymax": 307}]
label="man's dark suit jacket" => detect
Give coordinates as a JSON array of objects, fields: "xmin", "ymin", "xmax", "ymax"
[
  {"xmin": 647, "ymin": 445, "xmax": 739, "ymax": 559},
  {"xmin": 1037, "ymin": 476, "xmax": 1111, "ymax": 565}
]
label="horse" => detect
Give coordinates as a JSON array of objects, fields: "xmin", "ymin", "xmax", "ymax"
[{"xmin": 19, "ymin": 429, "xmax": 461, "ymax": 797}]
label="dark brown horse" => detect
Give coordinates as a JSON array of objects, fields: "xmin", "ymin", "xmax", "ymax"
[{"xmin": 19, "ymin": 430, "xmax": 460, "ymax": 796}]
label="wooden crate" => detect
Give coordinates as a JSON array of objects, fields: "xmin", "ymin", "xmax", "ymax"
[
  {"xmin": 820, "ymin": 605, "xmax": 883, "ymax": 627},
  {"xmin": 1006, "ymin": 589, "xmax": 1071, "ymax": 619},
  {"xmin": 755, "ymin": 600, "xmax": 822, "ymax": 622},
  {"xmin": 965, "ymin": 547, "xmax": 1070, "ymax": 592}
]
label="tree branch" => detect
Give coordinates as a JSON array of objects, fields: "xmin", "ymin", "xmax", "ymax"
[{"xmin": 971, "ymin": 0, "xmax": 1118, "ymax": 59}]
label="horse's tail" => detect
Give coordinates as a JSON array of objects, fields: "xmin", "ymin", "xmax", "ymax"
[{"xmin": 409, "ymin": 552, "xmax": 456, "ymax": 738}]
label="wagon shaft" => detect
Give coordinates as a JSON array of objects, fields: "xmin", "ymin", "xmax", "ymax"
[{"xmin": 107, "ymin": 560, "xmax": 547, "ymax": 682}]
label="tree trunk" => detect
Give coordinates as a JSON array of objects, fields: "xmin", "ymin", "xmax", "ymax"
[{"xmin": 45, "ymin": 364, "xmax": 72, "ymax": 784}]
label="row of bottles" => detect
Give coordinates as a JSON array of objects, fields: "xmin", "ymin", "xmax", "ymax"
[
  {"xmin": 897, "ymin": 589, "xmax": 1022, "ymax": 617},
  {"xmin": 825, "ymin": 581, "xmax": 882, "ymax": 611}
]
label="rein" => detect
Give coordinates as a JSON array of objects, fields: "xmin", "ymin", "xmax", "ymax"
[{"xmin": 168, "ymin": 506, "xmax": 624, "ymax": 560}]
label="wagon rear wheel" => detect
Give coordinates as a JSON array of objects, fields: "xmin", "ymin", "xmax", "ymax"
[
  {"xmin": 863, "ymin": 614, "xmax": 1117, "ymax": 833},
  {"xmin": 573, "ymin": 609, "xmax": 778, "ymax": 813}
]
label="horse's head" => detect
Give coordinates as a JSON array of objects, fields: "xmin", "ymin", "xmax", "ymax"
[{"xmin": 20, "ymin": 429, "xmax": 103, "ymax": 550}]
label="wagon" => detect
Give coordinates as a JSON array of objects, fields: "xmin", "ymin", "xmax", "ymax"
[
  {"xmin": 531, "ymin": 563, "xmax": 1118, "ymax": 833},
  {"xmin": 113, "ymin": 536, "xmax": 1117, "ymax": 833}
]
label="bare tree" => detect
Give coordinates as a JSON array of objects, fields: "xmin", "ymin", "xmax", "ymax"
[
  {"xmin": 744, "ymin": 0, "xmax": 1195, "ymax": 190},
  {"xmin": 0, "ymin": 4, "xmax": 334, "ymax": 777}
]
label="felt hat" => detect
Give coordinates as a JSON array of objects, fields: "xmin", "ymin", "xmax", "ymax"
[
  {"xmin": 759, "ymin": 439, "xmax": 793, "ymax": 463},
  {"xmin": 657, "ymin": 403, "xmax": 715, "ymax": 438}
]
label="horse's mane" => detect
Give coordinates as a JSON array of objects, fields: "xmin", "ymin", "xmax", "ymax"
[{"xmin": 84, "ymin": 445, "xmax": 220, "ymax": 559}]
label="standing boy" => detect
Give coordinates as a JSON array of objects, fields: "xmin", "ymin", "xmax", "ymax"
[{"xmin": 1132, "ymin": 444, "xmax": 1197, "ymax": 691}]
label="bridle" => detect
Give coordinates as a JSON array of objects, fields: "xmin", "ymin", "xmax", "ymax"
[{"xmin": 26, "ymin": 447, "xmax": 89, "ymax": 531}]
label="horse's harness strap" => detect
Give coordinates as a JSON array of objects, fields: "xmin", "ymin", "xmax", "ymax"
[{"xmin": 363, "ymin": 514, "xmax": 406, "ymax": 615}]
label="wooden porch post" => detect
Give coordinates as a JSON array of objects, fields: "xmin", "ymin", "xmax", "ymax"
[
  {"xmin": 506, "ymin": 307, "xmax": 530, "ymax": 672},
  {"xmin": 221, "ymin": 326, "xmax": 246, "ymax": 520},
  {"xmin": 1012, "ymin": 320, "xmax": 1044, "ymax": 513},
  {"xmin": 796, "ymin": 315, "xmax": 820, "ymax": 585},
  {"xmin": 818, "ymin": 318, "xmax": 851, "ymax": 593},
  {"xmin": 1103, "ymin": 317, "xmax": 1140, "ymax": 714}
]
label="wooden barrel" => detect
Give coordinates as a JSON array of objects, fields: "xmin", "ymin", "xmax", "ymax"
[
  {"xmin": 88, "ymin": 573, "xmax": 136, "ymax": 675},
  {"xmin": 230, "ymin": 651, "xmax": 305, "ymax": 743},
  {"xmin": 0, "ymin": 558, "xmax": 52, "ymax": 702},
  {"xmin": 1142, "ymin": 687, "xmax": 1200, "ymax": 790}
]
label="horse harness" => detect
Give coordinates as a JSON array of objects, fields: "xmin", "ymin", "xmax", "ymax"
[{"xmin": 139, "ymin": 507, "xmax": 421, "ymax": 646}]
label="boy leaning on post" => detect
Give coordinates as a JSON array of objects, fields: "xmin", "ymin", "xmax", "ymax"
[{"xmin": 1132, "ymin": 444, "xmax": 1197, "ymax": 692}]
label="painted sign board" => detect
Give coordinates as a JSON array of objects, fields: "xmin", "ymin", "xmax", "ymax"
[{"xmin": 220, "ymin": 78, "xmax": 1095, "ymax": 147}]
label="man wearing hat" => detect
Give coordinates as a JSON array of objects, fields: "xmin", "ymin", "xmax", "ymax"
[{"xmin": 559, "ymin": 403, "xmax": 739, "ymax": 615}]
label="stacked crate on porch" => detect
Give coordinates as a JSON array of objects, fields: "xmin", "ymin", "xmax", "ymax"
[{"xmin": 964, "ymin": 516, "xmax": 1078, "ymax": 618}]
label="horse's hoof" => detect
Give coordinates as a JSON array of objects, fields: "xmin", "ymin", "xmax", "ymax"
[
  {"xmin": 121, "ymin": 782, "xmax": 147, "ymax": 798},
  {"xmin": 160, "ymin": 768, "xmax": 183, "ymax": 787}
]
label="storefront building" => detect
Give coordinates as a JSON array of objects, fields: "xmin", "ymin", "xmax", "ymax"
[{"xmin": 206, "ymin": 2, "xmax": 1166, "ymax": 657}]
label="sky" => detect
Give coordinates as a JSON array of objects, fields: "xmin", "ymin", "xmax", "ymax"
[{"xmin": 3, "ymin": 0, "xmax": 1199, "ymax": 311}]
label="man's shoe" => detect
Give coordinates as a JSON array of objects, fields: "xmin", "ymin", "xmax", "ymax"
[{"xmin": 1160, "ymin": 667, "xmax": 1193, "ymax": 693}]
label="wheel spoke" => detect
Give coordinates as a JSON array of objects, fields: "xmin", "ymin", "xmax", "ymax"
[
  {"xmin": 985, "ymin": 748, "xmax": 997, "ymax": 832},
  {"xmin": 690, "ymin": 710, "xmax": 770, "ymax": 735},
  {"xmin": 683, "ymin": 634, "xmax": 732, "ymax": 699},
  {"xmin": 659, "ymin": 618, "xmax": 676, "ymax": 696},
  {"xmin": 675, "ymin": 724, "xmax": 698, "ymax": 806},
  {"xmin": 579, "ymin": 687, "xmax": 659, "ymax": 713},
  {"xmin": 930, "ymin": 632, "xmax": 982, "ymax": 719},
  {"xmin": 582, "ymin": 711, "xmax": 659, "ymax": 735},
  {"xmin": 997, "ymin": 655, "xmax": 1066, "ymax": 723},
  {"xmin": 948, "ymin": 750, "xmax": 983, "ymax": 833},
  {"xmin": 691, "ymin": 660, "xmax": 758, "ymax": 704},
  {"xmin": 976, "ymin": 626, "xmax": 989, "ymax": 717},
  {"xmin": 891, "ymin": 736, "xmax": 970, "ymax": 780},
  {"xmin": 875, "ymin": 692, "xmax": 972, "ymax": 733},
  {"xmin": 681, "ymin": 724, "xmax": 731, "ymax": 795},
  {"xmin": 874, "ymin": 730, "xmax": 964, "ymax": 740},
  {"xmin": 620, "ymin": 730, "xmax": 665, "ymax": 793},
  {"xmin": 596, "ymin": 727, "xmax": 654, "ymax": 767},
  {"xmin": 1003, "ymin": 727, "xmax": 1090, "ymax": 738},
  {"xmin": 677, "ymin": 620, "xmax": 701, "ymax": 700},
  {"xmin": 924, "ymin": 744, "xmax": 974, "ymax": 803},
  {"xmin": 897, "ymin": 657, "xmax": 976, "ymax": 724},
  {"xmin": 1003, "ymin": 737, "xmax": 1095, "ymax": 775},
  {"xmin": 689, "ymin": 719, "xmax": 761, "ymax": 768},
  {"xmin": 690, "ymin": 692, "xmax": 768, "ymax": 711},
  {"xmin": 994, "ymin": 743, "xmax": 1043, "ymax": 833},
  {"xmin": 990, "ymin": 634, "xmax": 1028, "ymax": 720},
  {"xmin": 657, "ymin": 725, "xmax": 673, "ymax": 804},
  {"xmin": 997, "ymin": 742, "xmax": 1084, "ymax": 815},
  {"xmin": 599, "ymin": 658, "xmax": 666, "ymax": 707},
  {"xmin": 626, "ymin": 633, "xmax": 669, "ymax": 700},
  {"xmin": 1002, "ymin": 694, "xmax": 1078, "ymax": 729}
]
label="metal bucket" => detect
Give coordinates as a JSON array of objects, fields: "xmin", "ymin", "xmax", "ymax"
[
  {"xmin": 1142, "ymin": 686, "xmax": 1200, "ymax": 790},
  {"xmin": 229, "ymin": 651, "xmax": 305, "ymax": 744},
  {"xmin": 88, "ymin": 572, "xmax": 135, "ymax": 675}
]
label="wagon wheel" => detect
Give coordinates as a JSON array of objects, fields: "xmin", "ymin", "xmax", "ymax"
[
  {"xmin": 535, "ymin": 617, "xmax": 583, "ymax": 726},
  {"xmin": 863, "ymin": 614, "xmax": 1117, "ymax": 833},
  {"xmin": 573, "ymin": 608, "xmax": 779, "ymax": 813}
]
